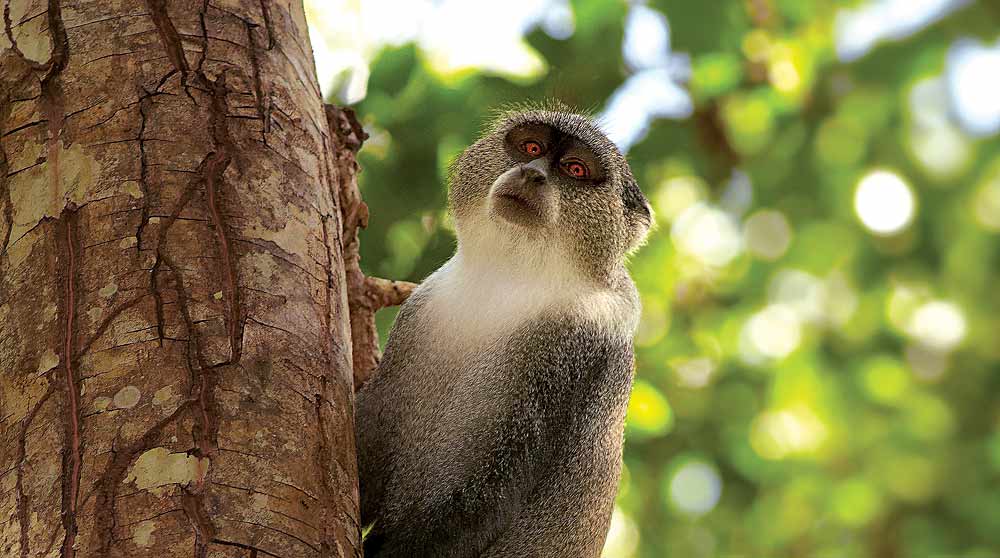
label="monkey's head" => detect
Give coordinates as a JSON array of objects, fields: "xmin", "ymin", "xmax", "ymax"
[{"xmin": 449, "ymin": 108, "xmax": 652, "ymax": 280}]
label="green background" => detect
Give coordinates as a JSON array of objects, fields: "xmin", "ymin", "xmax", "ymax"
[{"xmin": 337, "ymin": 1, "xmax": 1000, "ymax": 556}]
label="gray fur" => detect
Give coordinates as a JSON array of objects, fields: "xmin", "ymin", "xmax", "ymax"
[{"xmin": 356, "ymin": 108, "xmax": 651, "ymax": 557}]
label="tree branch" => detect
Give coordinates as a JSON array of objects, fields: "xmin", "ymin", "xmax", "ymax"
[{"xmin": 325, "ymin": 105, "xmax": 415, "ymax": 390}]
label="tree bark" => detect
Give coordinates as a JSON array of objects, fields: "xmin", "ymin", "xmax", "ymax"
[{"xmin": 0, "ymin": 0, "xmax": 361, "ymax": 556}]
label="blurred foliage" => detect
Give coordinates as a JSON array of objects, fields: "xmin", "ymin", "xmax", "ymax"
[{"xmin": 345, "ymin": 0, "xmax": 1000, "ymax": 556}]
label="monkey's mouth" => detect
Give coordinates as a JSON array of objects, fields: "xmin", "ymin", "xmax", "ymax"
[
  {"xmin": 492, "ymin": 191, "xmax": 550, "ymax": 228},
  {"xmin": 498, "ymin": 191, "xmax": 536, "ymax": 210}
]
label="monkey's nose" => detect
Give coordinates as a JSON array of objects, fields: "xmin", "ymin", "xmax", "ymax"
[{"xmin": 519, "ymin": 165, "xmax": 546, "ymax": 185}]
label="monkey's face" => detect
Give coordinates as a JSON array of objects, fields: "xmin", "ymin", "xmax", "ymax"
[{"xmin": 450, "ymin": 110, "xmax": 652, "ymax": 277}]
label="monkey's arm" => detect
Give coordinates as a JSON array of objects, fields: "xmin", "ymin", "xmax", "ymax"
[{"xmin": 365, "ymin": 322, "xmax": 633, "ymax": 558}]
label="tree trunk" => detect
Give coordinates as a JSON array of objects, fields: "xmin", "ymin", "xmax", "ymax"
[{"xmin": 0, "ymin": 1, "xmax": 361, "ymax": 556}]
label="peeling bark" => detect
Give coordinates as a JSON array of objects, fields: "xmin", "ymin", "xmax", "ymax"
[{"xmin": 1, "ymin": 1, "xmax": 360, "ymax": 556}]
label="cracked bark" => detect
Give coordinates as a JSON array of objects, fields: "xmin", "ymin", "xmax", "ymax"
[
  {"xmin": 1, "ymin": 1, "xmax": 360, "ymax": 556},
  {"xmin": 57, "ymin": 207, "xmax": 83, "ymax": 558}
]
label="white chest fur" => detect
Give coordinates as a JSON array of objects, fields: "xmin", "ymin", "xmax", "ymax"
[{"xmin": 415, "ymin": 250, "xmax": 639, "ymax": 353}]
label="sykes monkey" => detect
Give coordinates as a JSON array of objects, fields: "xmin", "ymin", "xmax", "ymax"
[{"xmin": 356, "ymin": 107, "xmax": 652, "ymax": 557}]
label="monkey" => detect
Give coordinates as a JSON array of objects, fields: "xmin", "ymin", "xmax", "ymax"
[{"xmin": 355, "ymin": 106, "xmax": 652, "ymax": 557}]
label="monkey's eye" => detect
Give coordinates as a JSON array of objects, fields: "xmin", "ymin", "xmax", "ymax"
[
  {"xmin": 561, "ymin": 159, "xmax": 590, "ymax": 179},
  {"xmin": 520, "ymin": 140, "xmax": 545, "ymax": 157}
]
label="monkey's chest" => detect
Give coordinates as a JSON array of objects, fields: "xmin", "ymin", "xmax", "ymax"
[
  {"xmin": 403, "ymin": 342, "xmax": 512, "ymax": 421},
  {"xmin": 388, "ymin": 338, "xmax": 522, "ymax": 474}
]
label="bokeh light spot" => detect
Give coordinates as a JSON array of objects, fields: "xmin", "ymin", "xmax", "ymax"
[
  {"xmin": 903, "ymin": 393, "xmax": 956, "ymax": 442},
  {"xmin": 886, "ymin": 282, "xmax": 927, "ymax": 332},
  {"xmin": 859, "ymin": 355, "xmax": 910, "ymax": 404},
  {"xmin": 691, "ymin": 52, "xmax": 743, "ymax": 99},
  {"xmin": 667, "ymin": 460, "xmax": 723, "ymax": 516},
  {"xmin": 906, "ymin": 300, "xmax": 967, "ymax": 351},
  {"xmin": 947, "ymin": 38, "xmax": 1000, "ymax": 137},
  {"xmin": 824, "ymin": 272, "xmax": 860, "ymax": 328},
  {"xmin": 672, "ymin": 203, "xmax": 743, "ymax": 267},
  {"xmin": 601, "ymin": 506, "xmax": 640, "ymax": 558},
  {"xmin": 672, "ymin": 357, "xmax": 716, "ymax": 389},
  {"xmin": 815, "ymin": 116, "xmax": 867, "ymax": 168},
  {"xmin": 854, "ymin": 169, "xmax": 916, "ymax": 235},
  {"xmin": 722, "ymin": 93, "xmax": 775, "ymax": 155},
  {"xmin": 635, "ymin": 297, "xmax": 670, "ymax": 347},
  {"xmin": 742, "ymin": 29, "xmax": 771, "ymax": 62},
  {"xmin": 622, "ymin": 5, "xmax": 671, "ymax": 71},
  {"xmin": 540, "ymin": 0, "xmax": 574, "ymax": 40},
  {"xmin": 720, "ymin": 170, "xmax": 753, "ymax": 216},
  {"xmin": 907, "ymin": 78, "xmax": 973, "ymax": 180},
  {"xmin": 750, "ymin": 406, "xmax": 827, "ymax": 459},
  {"xmin": 654, "ymin": 176, "xmax": 707, "ymax": 222},
  {"xmin": 626, "ymin": 381, "xmax": 673, "ymax": 438},
  {"xmin": 770, "ymin": 59, "xmax": 801, "ymax": 93},
  {"xmin": 744, "ymin": 209, "xmax": 792, "ymax": 261},
  {"xmin": 767, "ymin": 42, "xmax": 807, "ymax": 99},
  {"xmin": 835, "ymin": 0, "xmax": 965, "ymax": 62},
  {"xmin": 740, "ymin": 304, "xmax": 802, "ymax": 362},
  {"xmin": 905, "ymin": 343, "xmax": 950, "ymax": 382},
  {"xmin": 769, "ymin": 270, "xmax": 825, "ymax": 324}
]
